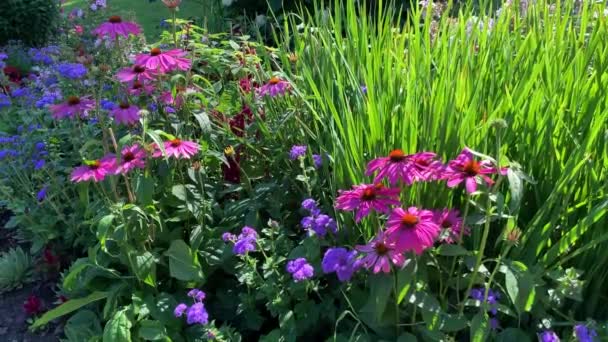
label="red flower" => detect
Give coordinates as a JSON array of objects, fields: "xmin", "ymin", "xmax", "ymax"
[
  {"xmin": 43, "ymin": 247, "xmax": 59, "ymax": 266},
  {"xmin": 24, "ymin": 295, "xmax": 43, "ymax": 315}
]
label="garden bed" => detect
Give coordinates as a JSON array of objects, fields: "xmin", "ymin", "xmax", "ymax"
[{"xmin": 1, "ymin": 0, "xmax": 607, "ymax": 341}]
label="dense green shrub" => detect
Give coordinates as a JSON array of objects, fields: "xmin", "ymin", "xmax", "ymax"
[{"xmin": 0, "ymin": 0, "xmax": 61, "ymax": 46}]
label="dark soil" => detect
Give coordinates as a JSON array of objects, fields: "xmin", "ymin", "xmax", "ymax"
[{"xmin": 0, "ymin": 210, "xmax": 60, "ymax": 342}]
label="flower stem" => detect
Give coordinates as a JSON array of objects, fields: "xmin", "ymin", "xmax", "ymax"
[
  {"xmin": 172, "ymin": 9, "xmax": 178, "ymax": 49},
  {"xmin": 441, "ymin": 197, "xmax": 470, "ymax": 306},
  {"xmin": 392, "ymin": 266, "xmax": 400, "ymax": 336}
]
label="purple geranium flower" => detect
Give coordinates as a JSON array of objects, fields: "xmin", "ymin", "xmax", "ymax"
[
  {"xmin": 286, "ymin": 258, "xmax": 314, "ymax": 282},
  {"xmin": 322, "ymin": 247, "xmax": 359, "ymax": 282}
]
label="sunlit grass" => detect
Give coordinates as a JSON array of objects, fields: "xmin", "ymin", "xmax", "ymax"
[
  {"xmin": 63, "ymin": 0, "xmax": 222, "ymax": 39},
  {"xmin": 269, "ymin": 0, "xmax": 608, "ymax": 317}
]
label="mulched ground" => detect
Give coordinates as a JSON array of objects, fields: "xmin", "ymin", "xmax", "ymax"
[{"xmin": 0, "ymin": 210, "xmax": 60, "ymax": 342}]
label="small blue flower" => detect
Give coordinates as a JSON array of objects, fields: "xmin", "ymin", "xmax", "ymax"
[
  {"xmin": 37, "ymin": 186, "xmax": 48, "ymax": 202},
  {"xmin": 34, "ymin": 159, "xmax": 45, "ymax": 170},
  {"xmin": 56, "ymin": 63, "xmax": 87, "ymax": 79}
]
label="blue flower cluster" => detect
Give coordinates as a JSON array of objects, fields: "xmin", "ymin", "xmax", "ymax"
[
  {"xmin": 470, "ymin": 288, "xmax": 500, "ymax": 330},
  {"xmin": 222, "ymin": 226, "xmax": 258, "ymax": 255},
  {"xmin": 28, "ymin": 47, "xmax": 59, "ymax": 65},
  {"xmin": 0, "ymin": 52, "xmax": 7, "ymax": 69},
  {"xmin": 0, "ymin": 94, "xmax": 10, "ymax": 109},
  {"xmin": 300, "ymin": 198, "xmax": 337, "ymax": 237},
  {"xmin": 174, "ymin": 289, "xmax": 209, "ymax": 325},
  {"xmin": 0, "ymin": 125, "xmax": 47, "ymax": 174},
  {"xmin": 56, "ymin": 63, "xmax": 87, "ymax": 79}
]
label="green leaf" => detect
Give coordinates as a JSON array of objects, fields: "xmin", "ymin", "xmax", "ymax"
[
  {"xmin": 504, "ymin": 262, "xmax": 536, "ymax": 314},
  {"xmin": 436, "ymin": 244, "xmax": 470, "ymax": 256},
  {"xmin": 193, "ymin": 112, "xmax": 211, "ymax": 133},
  {"xmin": 397, "ymin": 332, "xmax": 418, "ymax": 342},
  {"xmin": 31, "ymin": 291, "xmax": 109, "ymax": 329},
  {"xmin": 470, "ymin": 311, "xmax": 489, "ymax": 342},
  {"xmin": 127, "ymin": 249, "xmax": 157, "ymax": 287},
  {"xmin": 136, "ymin": 175, "xmax": 154, "ymax": 206},
  {"xmin": 165, "ymin": 240, "xmax": 204, "ymax": 281},
  {"xmin": 507, "ymin": 168, "xmax": 523, "ymax": 212},
  {"xmin": 138, "ymin": 320, "xmax": 167, "ymax": 341},
  {"xmin": 363, "ymin": 273, "xmax": 393, "ymax": 321},
  {"xmin": 97, "ymin": 215, "xmax": 114, "ymax": 251},
  {"xmin": 496, "ymin": 328, "xmax": 531, "ymax": 342},
  {"xmin": 397, "ymin": 262, "xmax": 415, "ymax": 304},
  {"xmin": 103, "ymin": 309, "xmax": 132, "ymax": 342}
]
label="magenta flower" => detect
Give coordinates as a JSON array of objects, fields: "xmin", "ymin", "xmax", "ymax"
[
  {"xmin": 92, "ymin": 16, "xmax": 141, "ymax": 40},
  {"xmin": 115, "ymin": 144, "xmax": 146, "ymax": 174},
  {"xmin": 445, "ymin": 148, "xmax": 506, "ymax": 193},
  {"xmin": 335, "ymin": 183, "xmax": 401, "ymax": 222},
  {"xmin": 127, "ymin": 80, "xmax": 155, "ymax": 96},
  {"xmin": 111, "ymin": 103, "xmax": 140, "ymax": 125},
  {"xmin": 152, "ymin": 138, "xmax": 199, "ymax": 159},
  {"xmin": 356, "ymin": 231, "xmax": 406, "ymax": 273},
  {"xmin": 433, "ymin": 208, "xmax": 468, "ymax": 244},
  {"xmin": 257, "ymin": 76, "xmax": 290, "ymax": 97},
  {"xmin": 70, "ymin": 155, "xmax": 117, "ymax": 183},
  {"xmin": 409, "ymin": 152, "xmax": 446, "ymax": 181},
  {"xmin": 135, "ymin": 48, "xmax": 191, "ymax": 73},
  {"xmin": 385, "ymin": 207, "xmax": 440, "ymax": 254},
  {"xmin": 365, "ymin": 149, "xmax": 415, "ymax": 185},
  {"xmin": 49, "ymin": 96, "xmax": 95, "ymax": 120},
  {"xmin": 116, "ymin": 65, "xmax": 156, "ymax": 83}
]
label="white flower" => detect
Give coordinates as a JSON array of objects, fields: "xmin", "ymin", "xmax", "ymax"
[{"xmin": 222, "ymin": 0, "xmax": 233, "ymax": 6}]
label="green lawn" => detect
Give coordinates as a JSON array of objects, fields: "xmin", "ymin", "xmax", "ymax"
[{"xmin": 63, "ymin": 0, "xmax": 219, "ymax": 39}]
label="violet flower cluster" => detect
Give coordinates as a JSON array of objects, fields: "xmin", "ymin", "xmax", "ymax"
[
  {"xmin": 286, "ymin": 258, "xmax": 314, "ymax": 282},
  {"xmin": 470, "ymin": 287, "xmax": 500, "ymax": 330},
  {"xmin": 300, "ymin": 198, "xmax": 337, "ymax": 237},
  {"xmin": 222, "ymin": 226, "xmax": 258, "ymax": 255},
  {"xmin": 174, "ymin": 289, "xmax": 209, "ymax": 325}
]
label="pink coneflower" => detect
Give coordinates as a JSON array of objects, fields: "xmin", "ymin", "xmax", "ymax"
[
  {"xmin": 366, "ymin": 149, "xmax": 415, "ymax": 185},
  {"xmin": 409, "ymin": 152, "xmax": 445, "ymax": 181},
  {"xmin": 127, "ymin": 80, "xmax": 155, "ymax": 96},
  {"xmin": 70, "ymin": 155, "xmax": 117, "ymax": 183},
  {"xmin": 153, "ymin": 138, "xmax": 200, "ymax": 159},
  {"xmin": 111, "ymin": 103, "xmax": 140, "ymax": 125},
  {"xmin": 115, "ymin": 144, "xmax": 146, "ymax": 174},
  {"xmin": 257, "ymin": 76, "xmax": 290, "ymax": 97},
  {"xmin": 335, "ymin": 183, "xmax": 401, "ymax": 222},
  {"xmin": 92, "ymin": 16, "xmax": 141, "ymax": 40},
  {"xmin": 445, "ymin": 148, "xmax": 506, "ymax": 193},
  {"xmin": 433, "ymin": 208, "xmax": 468, "ymax": 244},
  {"xmin": 135, "ymin": 48, "xmax": 191, "ymax": 73},
  {"xmin": 356, "ymin": 231, "xmax": 406, "ymax": 273},
  {"xmin": 385, "ymin": 207, "xmax": 440, "ymax": 254},
  {"xmin": 49, "ymin": 96, "xmax": 95, "ymax": 119},
  {"xmin": 116, "ymin": 64, "xmax": 156, "ymax": 83}
]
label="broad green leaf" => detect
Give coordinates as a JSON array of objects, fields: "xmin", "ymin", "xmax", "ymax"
[
  {"xmin": 504, "ymin": 262, "xmax": 536, "ymax": 314},
  {"xmin": 436, "ymin": 244, "xmax": 470, "ymax": 256},
  {"xmin": 103, "ymin": 309, "xmax": 132, "ymax": 342},
  {"xmin": 31, "ymin": 291, "xmax": 108, "ymax": 329},
  {"xmin": 397, "ymin": 332, "xmax": 418, "ymax": 342},
  {"xmin": 165, "ymin": 240, "xmax": 204, "ymax": 281},
  {"xmin": 127, "ymin": 249, "xmax": 157, "ymax": 287},
  {"xmin": 496, "ymin": 328, "xmax": 531, "ymax": 342},
  {"xmin": 135, "ymin": 175, "xmax": 154, "ymax": 206},
  {"xmin": 362, "ymin": 273, "xmax": 393, "ymax": 321},
  {"xmin": 470, "ymin": 311, "xmax": 489, "ymax": 342},
  {"xmin": 138, "ymin": 320, "xmax": 167, "ymax": 341},
  {"xmin": 397, "ymin": 262, "xmax": 415, "ymax": 304}
]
